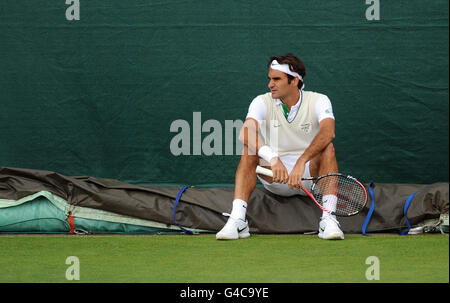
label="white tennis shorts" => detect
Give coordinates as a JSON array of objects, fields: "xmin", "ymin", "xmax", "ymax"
[{"xmin": 257, "ymin": 154, "xmax": 313, "ymax": 197}]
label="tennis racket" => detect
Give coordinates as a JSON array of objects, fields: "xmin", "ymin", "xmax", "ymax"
[{"xmin": 255, "ymin": 165, "xmax": 367, "ymax": 217}]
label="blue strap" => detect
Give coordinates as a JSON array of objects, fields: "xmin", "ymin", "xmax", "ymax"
[
  {"xmin": 399, "ymin": 185, "xmax": 429, "ymax": 235},
  {"xmin": 362, "ymin": 182, "xmax": 375, "ymax": 237},
  {"xmin": 172, "ymin": 185, "xmax": 194, "ymax": 235}
]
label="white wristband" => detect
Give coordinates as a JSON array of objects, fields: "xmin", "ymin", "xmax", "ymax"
[{"xmin": 258, "ymin": 145, "xmax": 279, "ymax": 163}]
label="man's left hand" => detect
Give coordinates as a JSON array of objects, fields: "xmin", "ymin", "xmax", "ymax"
[{"xmin": 288, "ymin": 161, "xmax": 306, "ymax": 189}]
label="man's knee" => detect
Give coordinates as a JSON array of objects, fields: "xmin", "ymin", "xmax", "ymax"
[
  {"xmin": 323, "ymin": 142, "xmax": 336, "ymax": 158},
  {"xmin": 239, "ymin": 154, "xmax": 259, "ymax": 167},
  {"xmin": 239, "ymin": 145, "xmax": 259, "ymax": 166},
  {"xmin": 310, "ymin": 143, "xmax": 336, "ymax": 175}
]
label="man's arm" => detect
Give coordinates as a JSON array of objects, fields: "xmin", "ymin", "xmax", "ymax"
[
  {"xmin": 298, "ymin": 117, "xmax": 335, "ymax": 164},
  {"xmin": 238, "ymin": 118, "xmax": 264, "ymax": 156},
  {"xmin": 288, "ymin": 118, "xmax": 335, "ymax": 188},
  {"xmin": 238, "ymin": 118, "xmax": 289, "ymax": 183}
]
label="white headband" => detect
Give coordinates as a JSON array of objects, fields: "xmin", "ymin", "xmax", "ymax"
[{"xmin": 270, "ymin": 60, "xmax": 304, "ymax": 83}]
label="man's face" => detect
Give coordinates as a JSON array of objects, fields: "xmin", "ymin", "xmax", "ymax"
[{"xmin": 267, "ymin": 69, "xmax": 296, "ymax": 100}]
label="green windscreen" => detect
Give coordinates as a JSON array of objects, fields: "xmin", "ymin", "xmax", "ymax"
[{"xmin": 0, "ymin": 1, "xmax": 448, "ymax": 185}]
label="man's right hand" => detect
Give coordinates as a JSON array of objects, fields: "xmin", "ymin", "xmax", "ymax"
[{"xmin": 269, "ymin": 157, "xmax": 289, "ymax": 184}]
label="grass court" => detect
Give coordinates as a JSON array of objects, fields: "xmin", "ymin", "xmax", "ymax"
[{"xmin": 0, "ymin": 233, "xmax": 448, "ymax": 283}]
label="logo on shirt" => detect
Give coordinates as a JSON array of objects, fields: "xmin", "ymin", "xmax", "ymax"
[{"xmin": 300, "ymin": 123, "xmax": 312, "ymax": 133}]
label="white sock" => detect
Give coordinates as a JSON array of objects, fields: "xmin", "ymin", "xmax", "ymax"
[
  {"xmin": 230, "ymin": 199, "xmax": 247, "ymax": 220},
  {"xmin": 322, "ymin": 194, "xmax": 337, "ymax": 219}
]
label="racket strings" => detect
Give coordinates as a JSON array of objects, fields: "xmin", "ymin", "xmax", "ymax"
[{"xmin": 313, "ymin": 175, "xmax": 366, "ymax": 216}]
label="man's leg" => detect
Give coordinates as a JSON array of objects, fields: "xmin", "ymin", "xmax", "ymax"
[
  {"xmin": 216, "ymin": 146, "xmax": 258, "ymax": 240},
  {"xmin": 309, "ymin": 143, "xmax": 344, "ymax": 240},
  {"xmin": 308, "ymin": 142, "xmax": 338, "ymax": 177},
  {"xmin": 233, "ymin": 146, "xmax": 259, "ymax": 202}
]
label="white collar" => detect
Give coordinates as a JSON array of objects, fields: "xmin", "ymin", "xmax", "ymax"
[{"xmin": 274, "ymin": 90, "xmax": 303, "ymax": 109}]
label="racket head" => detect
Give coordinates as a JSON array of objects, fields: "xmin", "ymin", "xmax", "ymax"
[{"xmin": 309, "ymin": 173, "xmax": 368, "ymax": 217}]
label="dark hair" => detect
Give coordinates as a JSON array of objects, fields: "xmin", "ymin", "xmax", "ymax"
[{"xmin": 267, "ymin": 53, "xmax": 306, "ymax": 89}]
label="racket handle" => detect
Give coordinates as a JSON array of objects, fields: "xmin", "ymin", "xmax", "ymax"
[{"xmin": 255, "ymin": 165, "xmax": 273, "ymax": 177}]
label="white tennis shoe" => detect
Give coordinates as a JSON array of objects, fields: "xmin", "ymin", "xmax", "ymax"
[
  {"xmin": 318, "ymin": 215, "xmax": 344, "ymax": 240},
  {"xmin": 216, "ymin": 215, "xmax": 250, "ymax": 240}
]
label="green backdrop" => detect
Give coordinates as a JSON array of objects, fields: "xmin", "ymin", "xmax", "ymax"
[{"xmin": 0, "ymin": 0, "xmax": 448, "ymax": 185}]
